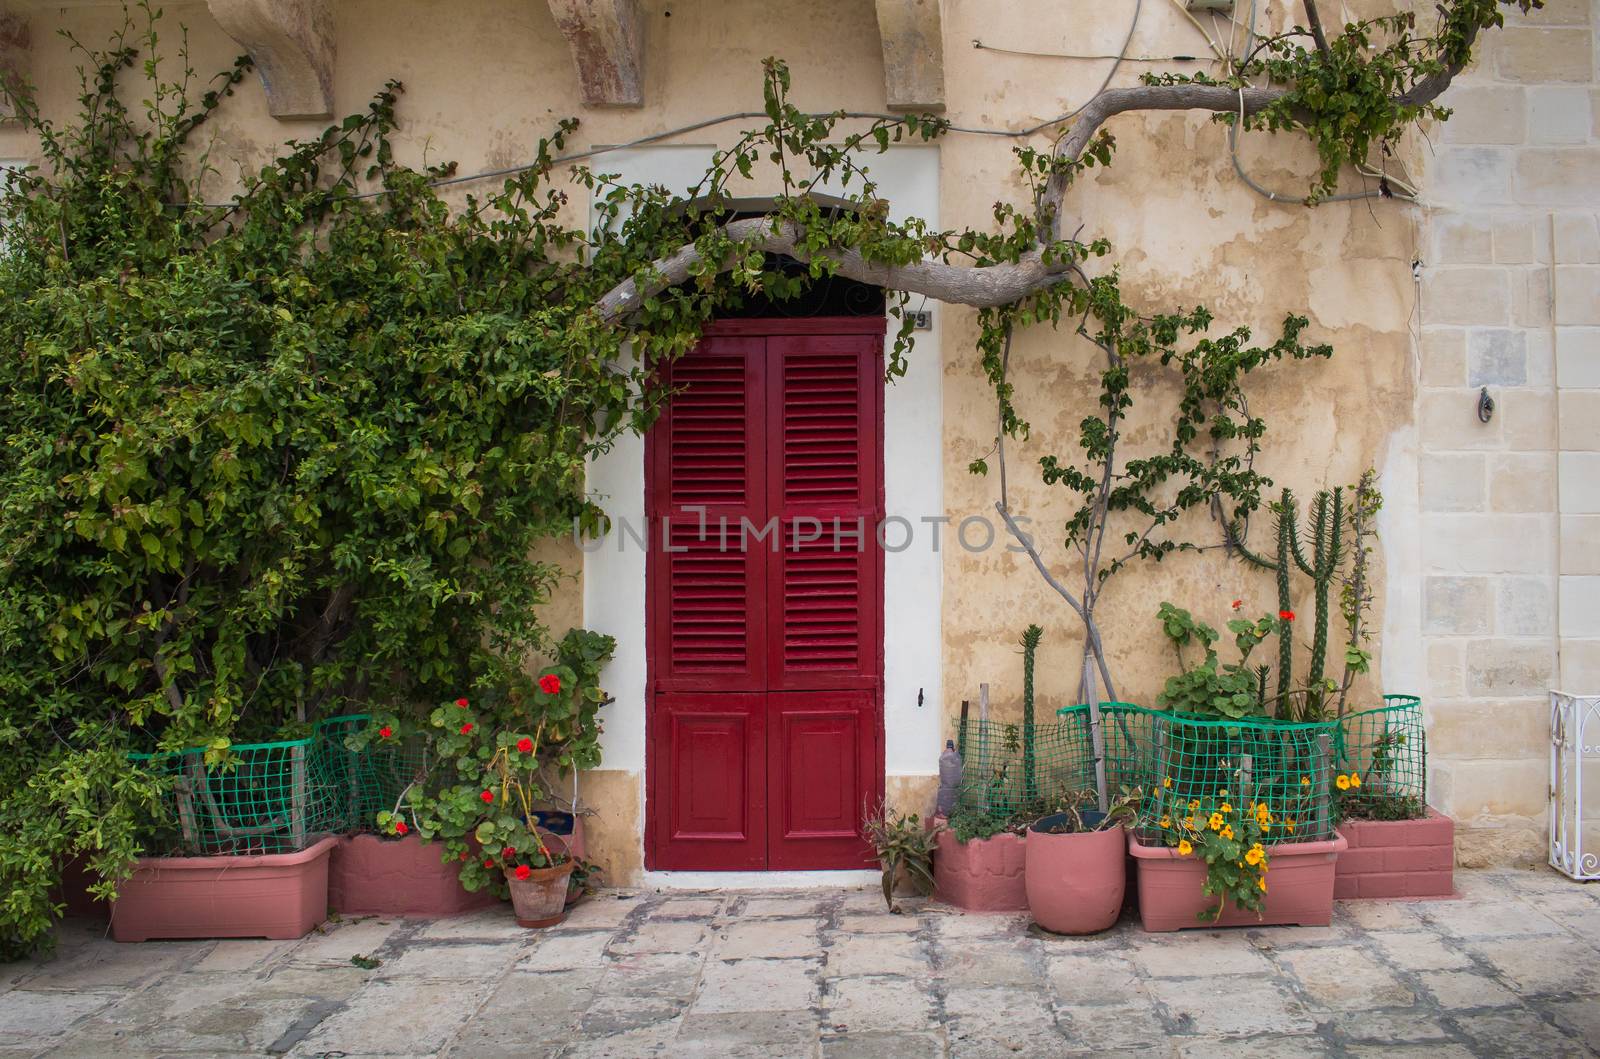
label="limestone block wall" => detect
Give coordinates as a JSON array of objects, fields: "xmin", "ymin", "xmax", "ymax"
[{"xmin": 1416, "ymin": 0, "xmax": 1598, "ymax": 865}]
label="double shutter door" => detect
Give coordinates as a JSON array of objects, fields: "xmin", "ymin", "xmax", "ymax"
[{"xmin": 645, "ymin": 321, "xmax": 884, "ymax": 870}]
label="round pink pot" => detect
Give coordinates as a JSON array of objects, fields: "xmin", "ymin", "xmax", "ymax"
[{"xmin": 1024, "ymin": 824, "xmax": 1126, "ymax": 935}]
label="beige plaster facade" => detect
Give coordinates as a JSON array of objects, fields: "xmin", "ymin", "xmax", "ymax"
[{"xmin": 3, "ymin": 0, "xmax": 1593, "ymax": 882}]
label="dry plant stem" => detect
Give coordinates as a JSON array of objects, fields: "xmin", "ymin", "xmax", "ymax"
[{"xmin": 990, "ymin": 325, "xmax": 1118, "ymax": 702}]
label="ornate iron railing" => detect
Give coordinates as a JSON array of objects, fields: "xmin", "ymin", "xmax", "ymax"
[{"xmin": 1549, "ymin": 691, "xmax": 1600, "ymax": 881}]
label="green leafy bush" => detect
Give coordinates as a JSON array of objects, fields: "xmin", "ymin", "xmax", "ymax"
[{"xmin": 0, "ymin": 17, "xmax": 664, "ymax": 955}]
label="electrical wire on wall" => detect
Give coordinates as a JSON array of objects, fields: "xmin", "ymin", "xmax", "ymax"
[{"xmin": 199, "ymin": 0, "xmax": 1416, "ymax": 208}]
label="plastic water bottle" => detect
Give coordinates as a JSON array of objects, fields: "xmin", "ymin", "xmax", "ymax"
[{"xmin": 936, "ymin": 740, "xmax": 963, "ymax": 816}]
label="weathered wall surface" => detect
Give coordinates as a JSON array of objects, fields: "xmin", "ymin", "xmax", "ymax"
[
  {"xmin": 0, "ymin": 0, "xmax": 1581, "ymax": 880},
  {"xmin": 1411, "ymin": 0, "xmax": 1598, "ymax": 866}
]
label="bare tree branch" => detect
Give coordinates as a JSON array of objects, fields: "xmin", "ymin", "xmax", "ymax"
[
  {"xmin": 596, "ymin": 217, "xmax": 1071, "ymax": 323},
  {"xmin": 1303, "ymin": 0, "xmax": 1333, "ymax": 55},
  {"xmin": 597, "ymin": 24, "xmax": 1480, "ymax": 318}
]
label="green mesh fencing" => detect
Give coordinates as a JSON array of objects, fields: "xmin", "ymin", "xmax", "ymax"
[
  {"xmin": 1099, "ymin": 704, "xmax": 1341, "ymax": 845},
  {"xmin": 315, "ymin": 714, "xmax": 432, "ymax": 834},
  {"xmin": 130, "ymin": 731, "xmax": 352, "ymax": 856},
  {"xmin": 951, "ymin": 708, "xmax": 1100, "ymax": 821},
  {"xmin": 1334, "ymin": 694, "xmax": 1427, "ymax": 820}
]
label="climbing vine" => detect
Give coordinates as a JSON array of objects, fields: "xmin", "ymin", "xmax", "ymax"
[{"xmin": 0, "ymin": 0, "xmax": 1531, "ymax": 954}]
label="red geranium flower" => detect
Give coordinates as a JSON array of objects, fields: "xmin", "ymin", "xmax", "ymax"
[
  {"xmin": 456, "ymin": 697, "xmax": 469, "ymax": 708},
  {"xmin": 502, "ymin": 846, "xmax": 517, "ymax": 859},
  {"xmin": 1279, "ymin": 609, "xmax": 1296, "ymax": 621},
  {"xmin": 1230, "ymin": 599, "xmax": 1243, "ymax": 610},
  {"xmin": 460, "ymin": 722, "xmax": 474, "ymax": 735},
  {"xmin": 483, "ymin": 857, "xmax": 494, "ymax": 868},
  {"xmin": 480, "ymin": 790, "xmax": 494, "ymax": 804},
  {"xmin": 378, "ymin": 725, "xmax": 393, "ymax": 738},
  {"xmin": 516, "ymin": 736, "xmax": 534, "ymax": 753},
  {"xmin": 514, "ymin": 864, "xmax": 532, "ymax": 880},
  {"xmin": 393, "ymin": 820, "xmax": 408, "ymax": 835},
  {"xmin": 539, "ymin": 673, "xmax": 562, "ymax": 695},
  {"xmin": 460, "ymin": 851, "xmax": 470, "ymax": 861}
]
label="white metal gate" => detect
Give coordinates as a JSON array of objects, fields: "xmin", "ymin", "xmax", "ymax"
[{"xmin": 1550, "ymin": 690, "xmax": 1600, "ymax": 881}]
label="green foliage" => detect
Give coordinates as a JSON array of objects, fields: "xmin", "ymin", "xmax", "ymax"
[
  {"xmin": 1155, "ymin": 602, "xmax": 1276, "ymax": 719},
  {"xmin": 1035, "ymin": 786, "xmax": 1142, "ymax": 833},
  {"xmin": 1336, "ymin": 470, "xmax": 1383, "ymax": 713},
  {"xmin": 947, "ymin": 807, "xmax": 1022, "ymax": 844},
  {"xmin": 1149, "ymin": 0, "xmax": 1540, "ymax": 201},
  {"xmin": 1159, "ymin": 794, "xmax": 1274, "ymax": 921},
  {"xmin": 862, "ymin": 802, "xmax": 942, "ymax": 912}
]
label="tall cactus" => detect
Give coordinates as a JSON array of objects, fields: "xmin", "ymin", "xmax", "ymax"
[
  {"xmin": 1021, "ymin": 624, "xmax": 1043, "ymax": 808},
  {"xmin": 1230, "ymin": 487, "xmax": 1345, "ymax": 719},
  {"xmin": 1290, "ymin": 488, "xmax": 1344, "ymax": 701}
]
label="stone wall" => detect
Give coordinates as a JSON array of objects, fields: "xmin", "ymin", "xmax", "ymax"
[{"xmin": 1415, "ymin": 0, "xmax": 1598, "ymax": 865}]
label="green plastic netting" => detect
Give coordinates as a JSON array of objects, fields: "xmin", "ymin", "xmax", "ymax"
[
  {"xmin": 1334, "ymin": 694, "xmax": 1427, "ymax": 820},
  {"xmin": 130, "ymin": 731, "xmax": 351, "ymax": 856},
  {"xmin": 129, "ymin": 714, "xmax": 427, "ymax": 855},
  {"xmin": 951, "ymin": 707, "xmax": 1100, "ymax": 819},
  {"xmin": 315, "ymin": 714, "xmax": 432, "ymax": 834},
  {"xmin": 1098, "ymin": 703, "xmax": 1341, "ymax": 844}
]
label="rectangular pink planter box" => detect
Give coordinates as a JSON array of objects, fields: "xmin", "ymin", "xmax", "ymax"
[
  {"xmin": 932, "ymin": 815, "xmax": 1028, "ymax": 911},
  {"xmin": 110, "ymin": 835, "xmax": 337, "ymax": 942},
  {"xmin": 329, "ymin": 834, "xmax": 502, "ymax": 917},
  {"xmin": 1334, "ymin": 806, "xmax": 1455, "ymax": 899},
  {"xmin": 1128, "ymin": 831, "xmax": 1347, "ymax": 932}
]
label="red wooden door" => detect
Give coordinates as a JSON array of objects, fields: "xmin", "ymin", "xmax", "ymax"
[{"xmin": 646, "ymin": 319, "xmax": 884, "ymax": 871}]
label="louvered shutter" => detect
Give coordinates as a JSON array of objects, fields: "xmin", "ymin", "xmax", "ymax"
[
  {"xmin": 647, "ymin": 336, "xmax": 766, "ymax": 693},
  {"xmin": 765, "ymin": 334, "xmax": 882, "ymax": 691}
]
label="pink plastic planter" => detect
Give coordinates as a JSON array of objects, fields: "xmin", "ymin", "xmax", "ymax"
[
  {"xmin": 328, "ymin": 834, "xmax": 502, "ymax": 916},
  {"xmin": 1334, "ymin": 806, "xmax": 1455, "ymax": 899},
  {"xmin": 110, "ymin": 835, "xmax": 338, "ymax": 942},
  {"xmin": 932, "ymin": 816, "xmax": 1028, "ymax": 911},
  {"xmin": 1024, "ymin": 825, "xmax": 1125, "ymax": 934},
  {"xmin": 1128, "ymin": 831, "xmax": 1347, "ymax": 932}
]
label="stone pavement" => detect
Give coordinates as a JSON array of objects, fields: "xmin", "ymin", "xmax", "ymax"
[{"xmin": 2, "ymin": 867, "xmax": 1597, "ymax": 1058}]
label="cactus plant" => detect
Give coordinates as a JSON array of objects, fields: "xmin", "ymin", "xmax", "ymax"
[
  {"xmin": 1229, "ymin": 486, "xmax": 1346, "ymax": 719},
  {"xmin": 1021, "ymin": 624, "xmax": 1043, "ymax": 809}
]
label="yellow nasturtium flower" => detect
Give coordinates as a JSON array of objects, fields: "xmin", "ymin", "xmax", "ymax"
[
  {"xmin": 1350, "ymin": 773, "xmax": 1362, "ymax": 789},
  {"xmin": 1285, "ymin": 819, "xmax": 1296, "ymax": 833},
  {"xmin": 1163, "ymin": 776, "xmax": 1173, "ymax": 789},
  {"xmin": 1300, "ymin": 776, "xmax": 1310, "ymax": 786},
  {"xmin": 1219, "ymin": 802, "xmax": 1233, "ymax": 814},
  {"xmin": 1208, "ymin": 813, "xmax": 1225, "ymax": 831},
  {"xmin": 1159, "ymin": 816, "xmax": 1172, "ymax": 829},
  {"xmin": 1245, "ymin": 847, "xmax": 1264, "ymax": 866},
  {"xmin": 1258, "ymin": 876, "xmax": 1268, "ymax": 892},
  {"xmin": 1188, "ymin": 799, "xmax": 1200, "ymax": 810},
  {"xmin": 1221, "ymin": 825, "xmax": 1235, "ymax": 840},
  {"xmin": 1218, "ymin": 789, "xmax": 1230, "ymax": 799},
  {"xmin": 1177, "ymin": 839, "xmax": 1193, "ymax": 856},
  {"xmin": 1336, "ymin": 774, "xmax": 1352, "ymax": 791}
]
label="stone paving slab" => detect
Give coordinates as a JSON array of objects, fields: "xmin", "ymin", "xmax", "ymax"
[{"xmin": 0, "ymin": 868, "xmax": 1596, "ymax": 1057}]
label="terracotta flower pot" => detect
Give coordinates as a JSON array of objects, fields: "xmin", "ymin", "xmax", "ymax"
[
  {"xmin": 931, "ymin": 815, "xmax": 1028, "ymax": 911},
  {"xmin": 328, "ymin": 834, "xmax": 502, "ymax": 916},
  {"xmin": 109, "ymin": 835, "xmax": 338, "ymax": 942},
  {"xmin": 504, "ymin": 861, "xmax": 576, "ymax": 928},
  {"xmin": 1024, "ymin": 816, "xmax": 1125, "ymax": 935},
  {"xmin": 1128, "ymin": 831, "xmax": 1347, "ymax": 932}
]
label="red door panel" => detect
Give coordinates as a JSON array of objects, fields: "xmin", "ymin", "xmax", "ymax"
[
  {"xmin": 648, "ymin": 692, "xmax": 767, "ymax": 870},
  {"xmin": 768, "ymin": 690, "xmax": 878, "ymax": 869},
  {"xmin": 645, "ymin": 320, "xmax": 884, "ymax": 871}
]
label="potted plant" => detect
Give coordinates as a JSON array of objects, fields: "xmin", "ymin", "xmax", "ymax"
[
  {"xmin": 1332, "ymin": 696, "xmax": 1453, "ymax": 899},
  {"xmin": 1024, "ymin": 787, "xmax": 1139, "ymax": 935},
  {"xmin": 111, "ymin": 729, "xmax": 349, "ymax": 942},
  {"xmin": 1127, "ymin": 770, "xmax": 1347, "ymax": 931},
  {"xmin": 864, "ymin": 802, "xmax": 943, "ymax": 913}
]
